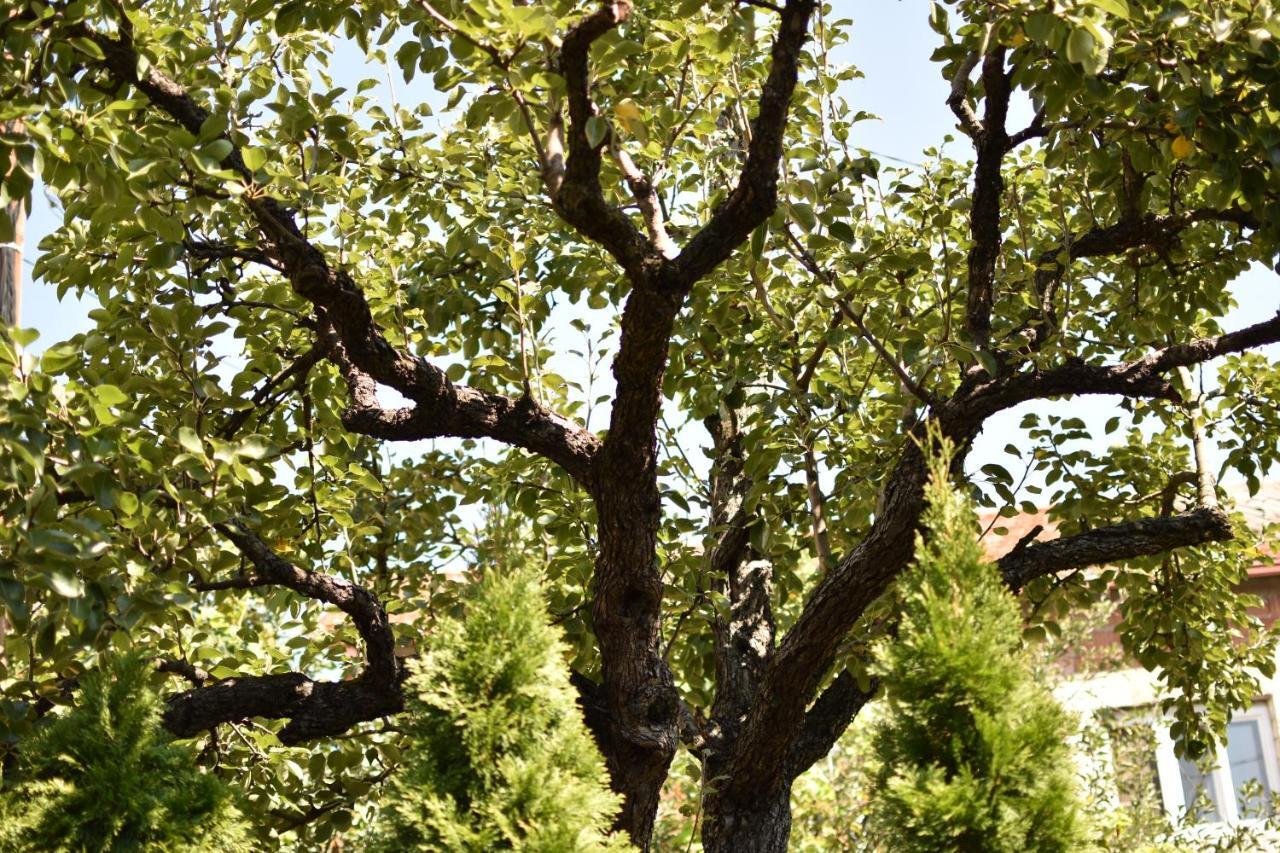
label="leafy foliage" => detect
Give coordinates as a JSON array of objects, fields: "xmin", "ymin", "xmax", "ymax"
[
  {"xmin": 865, "ymin": 447, "xmax": 1085, "ymax": 852},
  {"xmin": 368, "ymin": 565, "xmax": 628, "ymax": 852},
  {"xmin": 0, "ymin": 653, "xmax": 248, "ymax": 852},
  {"xmin": 0, "ymin": 0, "xmax": 1278, "ymax": 847}
]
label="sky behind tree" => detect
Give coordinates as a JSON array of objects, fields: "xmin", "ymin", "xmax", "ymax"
[{"xmin": 15, "ymin": 0, "xmax": 1277, "ymax": 489}]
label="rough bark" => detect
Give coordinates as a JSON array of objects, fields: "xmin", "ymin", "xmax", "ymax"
[
  {"xmin": 551, "ymin": 1, "xmax": 819, "ymax": 843},
  {"xmin": 999, "ymin": 506, "xmax": 1233, "ymax": 592},
  {"xmin": 163, "ymin": 671, "xmax": 403, "ymax": 745},
  {"xmin": 702, "ymin": 788, "xmax": 792, "ymax": 853},
  {"xmin": 585, "ymin": 278, "xmax": 686, "ymax": 845},
  {"xmin": 961, "ymin": 47, "xmax": 1010, "ymax": 347}
]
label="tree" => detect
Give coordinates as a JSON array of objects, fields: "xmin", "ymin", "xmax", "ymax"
[
  {"xmin": 864, "ymin": 442, "xmax": 1084, "ymax": 851},
  {"xmin": 0, "ymin": 653, "xmax": 248, "ymax": 851},
  {"xmin": 369, "ymin": 565, "xmax": 627, "ymax": 851},
  {"xmin": 1, "ymin": 0, "xmax": 1279, "ymax": 850}
]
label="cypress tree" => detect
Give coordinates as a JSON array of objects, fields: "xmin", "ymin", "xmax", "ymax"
[
  {"xmin": 865, "ymin": 448, "xmax": 1085, "ymax": 852},
  {"xmin": 0, "ymin": 653, "xmax": 249, "ymax": 851},
  {"xmin": 370, "ymin": 566, "xmax": 629, "ymax": 851}
]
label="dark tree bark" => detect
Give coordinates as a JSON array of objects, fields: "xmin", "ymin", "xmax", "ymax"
[{"xmin": 702, "ymin": 788, "xmax": 793, "ymax": 853}]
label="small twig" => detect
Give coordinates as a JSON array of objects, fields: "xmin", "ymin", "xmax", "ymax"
[{"xmin": 156, "ymin": 657, "xmax": 210, "ymax": 685}]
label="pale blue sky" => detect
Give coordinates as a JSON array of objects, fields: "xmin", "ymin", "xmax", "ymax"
[
  {"xmin": 20, "ymin": 2, "xmax": 955, "ymax": 341},
  {"xmin": 14, "ymin": 1, "xmax": 1279, "ymax": 490}
]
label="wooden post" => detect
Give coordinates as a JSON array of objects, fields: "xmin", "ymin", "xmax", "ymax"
[{"xmin": 0, "ymin": 117, "xmax": 24, "ymax": 327}]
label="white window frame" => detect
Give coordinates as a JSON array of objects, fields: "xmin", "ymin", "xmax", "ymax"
[{"xmin": 1152, "ymin": 701, "xmax": 1280, "ymax": 825}]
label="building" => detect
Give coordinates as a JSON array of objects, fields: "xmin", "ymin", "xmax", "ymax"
[{"xmin": 984, "ymin": 482, "xmax": 1280, "ymax": 838}]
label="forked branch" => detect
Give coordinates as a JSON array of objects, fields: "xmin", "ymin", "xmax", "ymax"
[
  {"xmin": 164, "ymin": 523, "xmax": 406, "ymax": 742},
  {"xmin": 78, "ymin": 23, "xmax": 601, "ymax": 483}
]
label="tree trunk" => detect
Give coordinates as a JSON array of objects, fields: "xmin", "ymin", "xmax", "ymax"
[
  {"xmin": 702, "ymin": 786, "xmax": 793, "ymax": 853},
  {"xmin": 589, "ymin": 476, "xmax": 680, "ymax": 848}
]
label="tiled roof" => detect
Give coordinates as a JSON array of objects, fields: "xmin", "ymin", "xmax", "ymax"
[{"xmin": 979, "ymin": 479, "xmax": 1280, "ymax": 572}]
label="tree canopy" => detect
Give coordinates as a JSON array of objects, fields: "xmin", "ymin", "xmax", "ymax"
[{"xmin": 1, "ymin": 0, "xmax": 1280, "ymax": 850}]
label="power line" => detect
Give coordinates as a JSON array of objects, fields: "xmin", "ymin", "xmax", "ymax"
[{"xmin": 865, "ymin": 148, "xmax": 925, "ymax": 168}]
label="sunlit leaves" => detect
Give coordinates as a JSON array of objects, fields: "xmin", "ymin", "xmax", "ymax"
[{"xmin": 1, "ymin": 0, "xmax": 1278, "ymax": 845}]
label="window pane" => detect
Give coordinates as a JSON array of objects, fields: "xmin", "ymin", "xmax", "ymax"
[
  {"xmin": 1179, "ymin": 756, "xmax": 1221, "ymax": 822},
  {"xmin": 1227, "ymin": 719, "xmax": 1273, "ymax": 818}
]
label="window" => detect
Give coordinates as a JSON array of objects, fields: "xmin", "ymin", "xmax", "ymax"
[{"xmin": 1153, "ymin": 703, "xmax": 1280, "ymax": 824}]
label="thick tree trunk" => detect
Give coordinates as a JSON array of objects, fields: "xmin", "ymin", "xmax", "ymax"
[
  {"xmin": 586, "ymin": 284, "xmax": 685, "ymax": 848},
  {"xmin": 589, "ymin": 479, "xmax": 680, "ymax": 847},
  {"xmin": 573, "ymin": 668, "xmax": 675, "ymax": 851},
  {"xmin": 702, "ymin": 786, "xmax": 793, "ymax": 853}
]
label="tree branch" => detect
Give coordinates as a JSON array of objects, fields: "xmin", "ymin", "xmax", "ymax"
[
  {"xmin": 675, "ymin": 0, "xmax": 818, "ymax": 284},
  {"xmin": 551, "ymin": 0, "xmax": 654, "ymax": 272},
  {"xmin": 214, "ymin": 520, "xmax": 399, "ymax": 688},
  {"xmin": 156, "ymin": 658, "xmax": 210, "ymax": 686},
  {"xmin": 217, "ymin": 343, "xmax": 323, "ymax": 439},
  {"xmin": 163, "ymin": 672, "xmax": 403, "ymax": 745},
  {"xmin": 609, "ymin": 140, "xmax": 677, "ymax": 258},
  {"xmin": 963, "ymin": 42, "xmax": 1009, "ymax": 348},
  {"xmin": 998, "ymin": 507, "xmax": 1232, "ymax": 592},
  {"xmin": 162, "ymin": 522, "xmax": 408, "ymax": 742},
  {"xmin": 78, "ymin": 24, "xmax": 601, "ymax": 483},
  {"xmin": 1021, "ymin": 208, "xmax": 1260, "ymax": 349},
  {"xmin": 783, "ymin": 229, "xmax": 936, "ymax": 407},
  {"xmin": 327, "ymin": 333, "xmax": 601, "ymax": 481},
  {"xmin": 715, "ymin": 436, "xmax": 938, "ymax": 804},
  {"xmin": 788, "ymin": 669, "xmax": 878, "ymax": 777},
  {"xmin": 966, "ymin": 309, "xmax": 1280, "ymax": 418},
  {"xmin": 946, "ymin": 48, "xmax": 985, "ymax": 139},
  {"xmin": 835, "ymin": 298, "xmax": 936, "ymax": 408},
  {"xmin": 722, "ymin": 310, "xmax": 1280, "ymax": 794},
  {"xmin": 704, "ymin": 407, "xmax": 775, "ymax": 751}
]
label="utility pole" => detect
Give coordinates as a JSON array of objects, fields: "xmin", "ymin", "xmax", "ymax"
[{"xmin": 0, "ymin": 118, "xmax": 24, "ymax": 327}]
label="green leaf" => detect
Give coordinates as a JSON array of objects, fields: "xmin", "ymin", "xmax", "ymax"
[
  {"xmin": 93, "ymin": 384, "xmax": 128, "ymax": 408},
  {"xmin": 828, "ymin": 221, "xmax": 856, "ymax": 243},
  {"xmin": 750, "ymin": 223, "xmax": 767, "ymax": 261},
  {"xmin": 275, "ymin": 1, "xmax": 305, "ymax": 35},
  {"xmin": 975, "ymin": 349, "xmax": 999, "ymax": 378},
  {"xmin": 41, "ymin": 345, "xmax": 79, "ymax": 375},
  {"xmin": 585, "ymin": 116, "xmax": 609, "ymax": 149},
  {"xmin": 789, "ymin": 203, "xmax": 817, "ymax": 232},
  {"xmin": 1086, "ymin": 0, "xmax": 1130, "ymax": 19},
  {"xmin": 48, "ymin": 569, "xmax": 85, "ymax": 598},
  {"xmin": 0, "ymin": 578, "xmax": 27, "ymax": 625},
  {"xmin": 11, "ymin": 327, "xmax": 39, "ymax": 348},
  {"xmin": 177, "ymin": 427, "xmax": 204, "ymax": 456},
  {"xmin": 236, "ymin": 435, "xmax": 272, "ymax": 460},
  {"xmin": 202, "ymin": 139, "xmax": 233, "ymax": 163},
  {"xmin": 241, "ymin": 148, "xmax": 268, "ymax": 171},
  {"xmin": 1065, "ymin": 26, "xmax": 1095, "ymax": 66},
  {"xmin": 117, "ymin": 491, "xmax": 140, "ymax": 516},
  {"xmin": 70, "ymin": 38, "xmax": 106, "ymax": 60}
]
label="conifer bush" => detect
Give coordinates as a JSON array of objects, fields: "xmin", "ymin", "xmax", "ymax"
[
  {"xmin": 865, "ymin": 447, "xmax": 1086, "ymax": 852},
  {"xmin": 0, "ymin": 653, "xmax": 248, "ymax": 852},
  {"xmin": 370, "ymin": 566, "xmax": 629, "ymax": 852}
]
